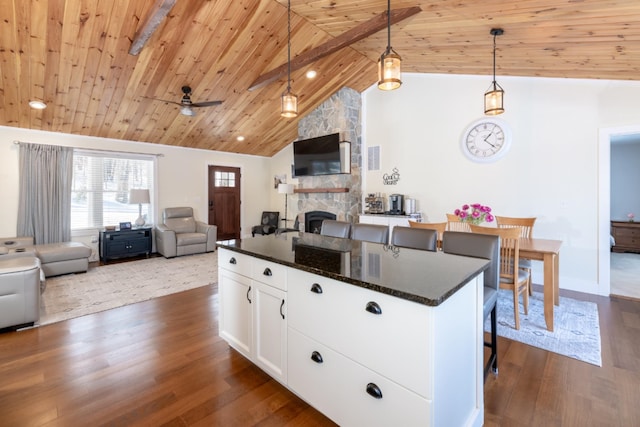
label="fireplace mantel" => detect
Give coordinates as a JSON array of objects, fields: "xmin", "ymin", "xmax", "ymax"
[{"xmin": 294, "ymin": 188, "xmax": 349, "ymax": 194}]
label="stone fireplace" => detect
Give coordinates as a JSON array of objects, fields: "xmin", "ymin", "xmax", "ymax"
[
  {"xmin": 294, "ymin": 87, "xmax": 362, "ymax": 224},
  {"xmin": 305, "ymin": 211, "xmax": 336, "ymax": 234}
]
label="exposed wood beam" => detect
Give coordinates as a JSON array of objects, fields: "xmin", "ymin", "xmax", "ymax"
[
  {"xmin": 248, "ymin": 6, "xmax": 421, "ymax": 91},
  {"xmin": 128, "ymin": 0, "xmax": 177, "ymax": 56}
]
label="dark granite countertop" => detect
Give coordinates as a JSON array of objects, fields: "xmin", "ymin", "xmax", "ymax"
[{"xmin": 216, "ymin": 232, "xmax": 489, "ymax": 307}]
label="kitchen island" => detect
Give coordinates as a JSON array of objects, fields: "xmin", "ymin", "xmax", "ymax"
[{"xmin": 217, "ymin": 232, "xmax": 489, "ymax": 427}]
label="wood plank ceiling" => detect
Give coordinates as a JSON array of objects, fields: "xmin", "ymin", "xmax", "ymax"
[{"xmin": 1, "ymin": 0, "xmax": 639, "ymax": 156}]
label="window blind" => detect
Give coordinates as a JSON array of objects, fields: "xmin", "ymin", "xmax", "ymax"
[{"xmin": 71, "ymin": 150, "xmax": 155, "ymax": 230}]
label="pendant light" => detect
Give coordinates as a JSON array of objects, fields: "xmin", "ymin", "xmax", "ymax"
[
  {"xmin": 281, "ymin": 0, "xmax": 298, "ymax": 118},
  {"xmin": 377, "ymin": 0, "xmax": 402, "ymax": 91},
  {"xmin": 484, "ymin": 28, "xmax": 504, "ymax": 115}
]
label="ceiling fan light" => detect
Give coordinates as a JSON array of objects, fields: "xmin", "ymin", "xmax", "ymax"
[
  {"xmin": 377, "ymin": 50, "xmax": 402, "ymax": 91},
  {"xmin": 484, "ymin": 81, "xmax": 504, "ymax": 115},
  {"xmin": 180, "ymin": 106, "xmax": 195, "ymax": 116},
  {"xmin": 281, "ymin": 92, "xmax": 298, "ymax": 118}
]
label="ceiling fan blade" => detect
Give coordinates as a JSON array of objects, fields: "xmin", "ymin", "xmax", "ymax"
[
  {"xmin": 143, "ymin": 96, "xmax": 184, "ymax": 107},
  {"xmin": 191, "ymin": 100, "xmax": 223, "ymax": 108}
]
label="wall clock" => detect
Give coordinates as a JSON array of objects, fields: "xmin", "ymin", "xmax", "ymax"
[{"xmin": 461, "ymin": 117, "xmax": 512, "ymax": 163}]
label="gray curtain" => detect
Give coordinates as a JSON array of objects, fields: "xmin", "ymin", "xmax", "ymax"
[{"xmin": 17, "ymin": 143, "xmax": 73, "ymax": 244}]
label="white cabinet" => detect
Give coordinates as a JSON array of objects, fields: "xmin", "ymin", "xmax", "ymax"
[
  {"xmin": 218, "ymin": 248, "xmax": 288, "ymax": 384},
  {"xmin": 253, "ymin": 280, "xmax": 287, "ymax": 382},
  {"xmin": 219, "ymin": 264, "xmax": 253, "ymax": 359},
  {"xmin": 219, "ymin": 247, "xmax": 484, "ymax": 427},
  {"xmin": 287, "ymin": 267, "xmax": 483, "ymax": 427}
]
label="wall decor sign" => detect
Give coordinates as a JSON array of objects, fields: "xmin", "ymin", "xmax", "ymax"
[{"xmin": 383, "ymin": 167, "xmax": 400, "ymax": 185}]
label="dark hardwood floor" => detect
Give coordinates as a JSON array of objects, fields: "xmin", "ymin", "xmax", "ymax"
[{"xmin": 0, "ymin": 284, "xmax": 638, "ymax": 426}]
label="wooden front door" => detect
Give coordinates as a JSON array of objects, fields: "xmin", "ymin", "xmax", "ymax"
[{"xmin": 208, "ymin": 166, "xmax": 241, "ymax": 240}]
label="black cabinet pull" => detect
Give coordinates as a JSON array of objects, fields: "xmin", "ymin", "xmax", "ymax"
[
  {"xmin": 365, "ymin": 301, "xmax": 382, "ymax": 315},
  {"xmin": 310, "ymin": 351, "xmax": 323, "ymax": 364},
  {"xmin": 247, "ymin": 286, "xmax": 252, "ymax": 304},
  {"xmin": 280, "ymin": 299, "xmax": 285, "ymax": 319},
  {"xmin": 310, "ymin": 283, "xmax": 323, "ymax": 294},
  {"xmin": 229, "ymin": 257, "xmax": 237, "ymax": 265},
  {"xmin": 366, "ymin": 383, "xmax": 383, "ymax": 399},
  {"xmin": 263, "ymin": 267, "xmax": 272, "ymax": 276}
]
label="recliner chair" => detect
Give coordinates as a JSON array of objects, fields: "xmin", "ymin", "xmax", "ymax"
[{"xmin": 156, "ymin": 207, "xmax": 217, "ymax": 258}]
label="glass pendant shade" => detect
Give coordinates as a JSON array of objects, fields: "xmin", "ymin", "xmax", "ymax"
[
  {"xmin": 377, "ymin": 50, "xmax": 402, "ymax": 91},
  {"xmin": 484, "ymin": 81, "xmax": 504, "ymax": 115},
  {"xmin": 281, "ymin": 91, "xmax": 298, "ymax": 118}
]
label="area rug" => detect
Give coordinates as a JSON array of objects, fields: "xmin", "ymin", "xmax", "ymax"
[
  {"xmin": 39, "ymin": 252, "xmax": 217, "ymax": 326},
  {"xmin": 487, "ymin": 289, "xmax": 602, "ymax": 366}
]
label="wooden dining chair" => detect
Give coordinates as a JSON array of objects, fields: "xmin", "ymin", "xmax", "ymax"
[
  {"xmin": 496, "ymin": 216, "xmax": 536, "ymax": 294},
  {"xmin": 469, "ymin": 224, "xmax": 530, "ymax": 330},
  {"xmin": 391, "ymin": 226, "xmax": 438, "ymax": 251},
  {"xmin": 408, "ymin": 220, "xmax": 447, "ymax": 244},
  {"xmin": 446, "ymin": 213, "xmax": 471, "ymax": 232}
]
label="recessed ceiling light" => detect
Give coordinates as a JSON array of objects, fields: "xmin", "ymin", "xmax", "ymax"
[
  {"xmin": 29, "ymin": 100, "xmax": 47, "ymax": 110},
  {"xmin": 306, "ymin": 70, "xmax": 317, "ymax": 79},
  {"xmin": 236, "ymin": 136, "xmax": 245, "ymax": 142}
]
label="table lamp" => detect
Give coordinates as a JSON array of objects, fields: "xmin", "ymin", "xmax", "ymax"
[{"xmin": 129, "ymin": 189, "xmax": 150, "ymax": 227}]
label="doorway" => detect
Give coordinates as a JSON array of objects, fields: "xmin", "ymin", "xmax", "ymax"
[
  {"xmin": 208, "ymin": 165, "xmax": 241, "ymax": 240},
  {"xmin": 598, "ymin": 125, "xmax": 640, "ymax": 299}
]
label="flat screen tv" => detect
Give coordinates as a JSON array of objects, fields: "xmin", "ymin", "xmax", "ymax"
[{"xmin": 293, "ymin": 133, "xmax": 350, "ymax": 177}]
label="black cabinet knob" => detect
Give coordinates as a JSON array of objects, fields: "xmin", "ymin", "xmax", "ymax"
[
  {"xmin": 310, "ymin": 283, "xmax": 323, "ymax": 294},
  {"xmin": 229, "ymin": 257, "xmax": 237, "ymax": 265},
  {"xmin": 246, "ymin": 286, "xmax": 252, "ymax": 304},
  {"xmin": 263, "ymin": 267, "xmax": 272, "ymax": 276},
  {"xmin": 310, "ymin": 351, "xmax": 323, "ymax": 364},
  {"xmin": 280, "ymin": 299, "xmax": 285, "ymax": 319},
  {"xmin": 366, "ymin": 382, "xmax": 383, "ymax": 399},
  {"xmin": 365, "ymin": 301, "xmax": 382, "ymax": 315}
]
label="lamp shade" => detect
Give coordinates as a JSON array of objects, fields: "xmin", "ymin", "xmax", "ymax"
[
  {"xmin": 278, "ymin": 183, "xmax": 295, "ymax": 194},
  {"xmin": 129, "ymin": 189, "xmax": 150, "ymax": 204}
]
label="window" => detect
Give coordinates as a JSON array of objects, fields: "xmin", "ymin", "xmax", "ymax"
[
  {"xmin": 214, "ymin": 170, "xmax": 236, "ymax": 187},
  {"xmin": 71, "ymin": 150, "xmax": 156, "ymax": 230}
]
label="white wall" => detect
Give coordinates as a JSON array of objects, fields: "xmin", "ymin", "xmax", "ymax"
[
  {"xmin": 363, "ymin": 73, "xmax": 640, "ymax": 296},
  {"xmin": 0, "ymin": 126, "xmax": 270, "ymax": 239}
]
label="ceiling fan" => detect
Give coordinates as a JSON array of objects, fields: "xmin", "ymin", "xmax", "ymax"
[{"xmin": 148, "ymin": 86, "xmax": 223, "ymax": 116}]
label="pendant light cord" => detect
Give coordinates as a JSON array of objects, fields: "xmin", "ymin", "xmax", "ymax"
[
  {"xmin": 386, "ymin": 0, "xmax": 391, "ymax": 52},
  {"xmin": 286, "ymin": 0, "xmax": 292, "ymax": 92},
  {"xmin": 492, "ymin": 32, "xmax": 497, "ymax": 84}
]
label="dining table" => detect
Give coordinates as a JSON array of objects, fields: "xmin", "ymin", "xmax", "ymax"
[{"xmin": 518, "ymin": 238, "xmax": 563, "ymax": 332}]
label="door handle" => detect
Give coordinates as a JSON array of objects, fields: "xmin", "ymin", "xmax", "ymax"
[
  {"xmin": 247, "ymin": 286, "xmax": 252, "ymax": 304},
  {"xmin": 280, "ymin": 299, "xmax": 285, "ymax": 319},
  {"xmin": 209, "ymin": 201, "xmax": 213, "ymax": 207}
]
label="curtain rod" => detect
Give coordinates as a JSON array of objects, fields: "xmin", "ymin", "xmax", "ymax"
[{"xmin": 12, "ymin": 140, "xmax": 165, "ymax": 157}]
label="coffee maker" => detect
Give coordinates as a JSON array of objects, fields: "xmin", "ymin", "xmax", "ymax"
[{"xmin": 388, "ymin": 194, "xmax": 404, "ymax": 215}]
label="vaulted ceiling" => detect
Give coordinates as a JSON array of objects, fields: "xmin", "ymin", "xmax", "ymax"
[{"xmin": 2, "ymin": 0, "xmax": 639, "ymax": 156}]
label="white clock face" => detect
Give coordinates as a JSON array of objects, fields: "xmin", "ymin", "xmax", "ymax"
[{"xmin": 461, "ymin": 118, "xmax": 512, "ymax": 163}]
